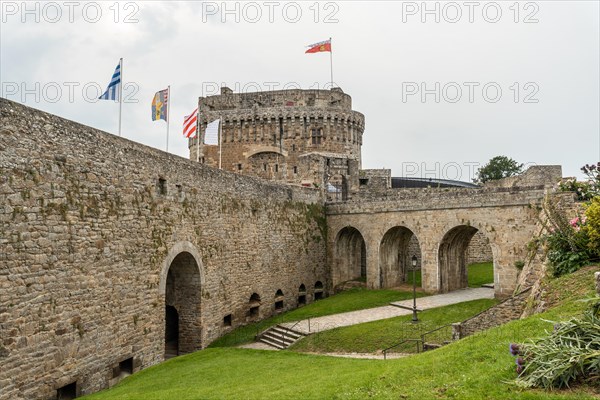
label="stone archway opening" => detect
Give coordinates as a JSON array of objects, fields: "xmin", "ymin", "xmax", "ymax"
[
  {"xmin": 298, "ymin": 284, "xmax": 307, "ymax": 306},
  {"xmin": 379, "ymin": 227, "xmax": 421, "ymax": 289},
  {"xmin": 164, "ymin": 251, "xmax": 202, "ymax": 358},
  {"xmin": 248, "ymin": 293, "xmax": 261, "ymax": 320},
  {"xmin": 334, "ymin": 227, "xmax": 367, "ymax": 286},
  {"xmin": 438, "ymin": 225, "xmax": 494, "ymax": 293},
  {"xmin": 314, "ymin": 281, "xmax": 324, "ymax": 300},
  {"xmin": 164, "ymin": 305, "xmax": 179, "ymax": 358}
]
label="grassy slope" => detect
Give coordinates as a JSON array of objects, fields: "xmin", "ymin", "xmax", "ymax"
[
  {"xmin": 84, "ymin": 268, "xmax": 599, "ymax": 400},
  {"xmin": 210, "ymin": 288, "xmax": 426, "ymax": 347},
  {"xmin": 290, "ymin": 298, "xmax": 498, "ymax": 353}
]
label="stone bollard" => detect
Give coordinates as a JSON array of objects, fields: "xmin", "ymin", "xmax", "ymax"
[
  {"xmin": 595, "ymin": 271, "xmax": 600, "ymax": 295},
  {"xmin": 451, "ymin": 322, "xmax": 462, "ymax": 341}
]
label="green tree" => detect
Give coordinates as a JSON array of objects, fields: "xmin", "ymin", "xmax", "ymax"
[{"xmin": 475, "ymin": 156, "xmax": 524, "ymax": 183}]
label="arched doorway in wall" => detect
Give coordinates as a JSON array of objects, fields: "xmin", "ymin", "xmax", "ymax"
[
  {"xmin": 438, "ymin": 225, "xmax": 494, "ymax": 292},
  {"xmin": 164, "ymin": 306, "xmax": 179, "ymax": 358},
  {"xmin": 334, "ymin": 227, "xmax": 367, "ymax": 286},
  {"xmin": 379, "ymin": 227, "xmax": 421, "ymax": 289},
  {"xmin": 164, "ymin": 251, "xmax": 202, "ymax": 358}
]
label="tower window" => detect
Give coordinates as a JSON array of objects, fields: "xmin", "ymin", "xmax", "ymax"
[
  {"xmin": 237, "ymin": 164, "xmax": 242, "ymax": 171},
  {"xmin": 311, "ymin": 128, "xmax": 322, "ymax": 145},
  {"xmin": 275, "ymin": 164, "xmax": 279, "ymax": 173},
  {"xmin": 293, "ymin": 166, "xmax": 298, "ymax": 174}
]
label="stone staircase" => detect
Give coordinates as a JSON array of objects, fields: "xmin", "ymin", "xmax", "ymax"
[{"xmin": 258, "ymin": 325, "xmax": 306, "ymax": 349}]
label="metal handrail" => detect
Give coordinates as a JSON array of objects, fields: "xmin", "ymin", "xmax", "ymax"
[
  {"xmin": 280, "ymin": 318, "xmax": 310, "ymax": 348},
  {"xmin": 382, "ymin": 338, "xmax": 423, "ymax": 360},
  {"xmin": 420, "ymin": 323, "xmax": 453, "ymax": 345}
]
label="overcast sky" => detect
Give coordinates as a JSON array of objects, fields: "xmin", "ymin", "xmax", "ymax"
[{"xmin": 1, "ymin": 0, "xmax": 599, "ymax": 181}]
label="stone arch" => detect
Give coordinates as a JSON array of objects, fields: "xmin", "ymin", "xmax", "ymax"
[
  {"xmin": 438, "ymin": 225, "xmax": 482, "ymax": 292},
  {"xmin": 159, "ymin": 242, "xmax": 205, "ymax": 293},
  {"xmin": 333, "ymin": 226, "xmax": 367, "ymax": 286},
  {"xmin": 162, "ymin": 250, "xmax": 202, "ymax": 357},
  {"xmin": 244, "ymin": 146, "xmax": 288, "ymax": 158},
  {"xmin": 379, "ymin": 226, "xmax": 420, "ymax": 289}
]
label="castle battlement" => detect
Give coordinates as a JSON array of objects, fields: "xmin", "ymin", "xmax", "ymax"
[{"xmin": 189, "ymin": 87, "xmax": 365, "ymax": 189}]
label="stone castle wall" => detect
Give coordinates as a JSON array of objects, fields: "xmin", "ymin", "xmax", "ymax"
[
  {"xmin": 452, "ymin": 288, "xmax": 531, "ymax": 339},
  {"xmin": 0, "ymin": 99, "xmax": 328, "ymax": 399},
  {"xmin": 466, "ymin": 231, "xmax": 493, "ymax": 264}
]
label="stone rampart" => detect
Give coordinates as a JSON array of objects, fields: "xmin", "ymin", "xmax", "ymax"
[{"xmin": 0, "ymin": 98, "xmax": 327, "ymax": 399}]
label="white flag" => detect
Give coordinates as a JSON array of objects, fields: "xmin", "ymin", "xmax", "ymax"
[{"xmin": 205, "ymin": 119, "xmax": 220, "ymax": 145}]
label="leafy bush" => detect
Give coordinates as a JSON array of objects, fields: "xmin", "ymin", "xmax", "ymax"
[
  {"xmin": 558, "ymin": 178, "xmax": 595, "ymax": 201},
  {"xmin": 510, "ymin": 300, "xmax": 600, "ymax": 389},
  {"xmin": 541, "ymin": 196, "xmax": 595, "ymax": 277},
  {"xmin": 559, "ymin": 162, "xmax": 600, "ymax": 201},
  {"xmin": 584, "ymin": 197, "xmax": 600, "ymax": 255}
]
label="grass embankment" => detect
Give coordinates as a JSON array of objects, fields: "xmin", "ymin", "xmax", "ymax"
[
  {"xmin": 290, "ymin": 298, "xmax": 498, "ymax": 354},
  {"xmin": 209, "ymin": 288, "xmax": 427, "ymax": 347},
  {"xmin": 83, "ymin": 267, "xmax": 599, "ymax": 400}
]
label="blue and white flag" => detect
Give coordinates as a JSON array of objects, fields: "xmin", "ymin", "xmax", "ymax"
[{"xmin": 99, "ymin": 61, "xmax": 121, "ymax": 101}]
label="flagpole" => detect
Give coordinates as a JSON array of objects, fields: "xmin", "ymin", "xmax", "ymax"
[
  {"xmin": 166, "ymin": 85, "xmax": 170, "ymax": 152},
  {"xmin": 218, "ymin": 116, "xmax": 222, "ymax": 169},
  {"xmin": 196, "ymin": 115, "xmax": 200, "ymax": 163},
  {"xmin": 118, "ymin": 57, "xmax": 123, "ymax": 136},
  {"xmin": 329, "ymin": 37, "xmax": 334, "ymax": 88}
]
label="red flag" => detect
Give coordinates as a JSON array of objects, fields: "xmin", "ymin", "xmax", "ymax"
[
  {"xmin": 305, "ymin": 39, "xmax": 331, "ymax": 54},
  {"xmin": 183, "ymin": 108, "xmax": 198, "ymax": 138}
]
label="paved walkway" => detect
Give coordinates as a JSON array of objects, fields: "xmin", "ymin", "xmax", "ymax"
[{"xmin": 278, "ymin": 287, "xmax": 494, "ymax": 335}]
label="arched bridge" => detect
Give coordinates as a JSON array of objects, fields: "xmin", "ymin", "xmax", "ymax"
[{"xmin": 326, "ymin": 168, "xmax": 560, "ymax": 298}]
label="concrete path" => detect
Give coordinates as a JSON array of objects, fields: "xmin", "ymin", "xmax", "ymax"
[{"xmin": 278, "ymin": 287, "xmax": 494, "ymax": 335}]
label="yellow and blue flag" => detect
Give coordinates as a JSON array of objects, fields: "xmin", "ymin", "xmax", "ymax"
[{"xmin": 151, "ymin": 89, "xmax": 169, "ymax": 121}]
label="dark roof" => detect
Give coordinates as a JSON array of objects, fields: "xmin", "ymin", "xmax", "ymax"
[{"xmin": 391, "ymin": 177, "xmax": 479, "ymax": 189}]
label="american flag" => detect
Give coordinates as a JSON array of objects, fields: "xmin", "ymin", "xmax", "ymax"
[{"xmin": 183, "ymin": 108, "xmax": 198, "ymax": 138}]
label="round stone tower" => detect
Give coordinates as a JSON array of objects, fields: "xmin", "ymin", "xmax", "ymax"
[{"xmin": 188, "ymin": 87, "xmax": 365, "ymax": 189}]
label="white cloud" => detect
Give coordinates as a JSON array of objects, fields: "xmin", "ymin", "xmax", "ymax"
[{"xmin": 1, "ymin": 0, "xmax": 598, "ymax": 179}]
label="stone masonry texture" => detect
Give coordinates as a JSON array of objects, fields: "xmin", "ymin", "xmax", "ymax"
[
  {"xmin": 0, "ymin": 98, "xmax": 327, "ymax": 399},
  {"xmin": 0, "ymin": 91, "xmax": 569, "ymax": 399}
]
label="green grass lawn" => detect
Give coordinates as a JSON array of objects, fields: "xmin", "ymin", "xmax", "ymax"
[
  {"xmin": 467, "ymin": 261, "xmax": 494, "ymax": 287},
  {"xmin": 408, "ymin": 269, "xmax": 422, "ymax": 286},
  {"xmin": 290, "ymin": 298, "xmax": 499, "ymax": 354},
  {"xmin": 409, "ymin": 262, "xmax": 493, "ymax": 289},
  {"xmin": 209, "ymin": 288, "xmax": 427, "ymax": 347},
  {"xmin": 83, "ymin": 268, "xmax": 599, "ymax": 400}
]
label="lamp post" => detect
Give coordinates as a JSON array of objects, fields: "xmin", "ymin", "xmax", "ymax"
[{"xmin": 411, "ymin": 255, "xmax": 419, "ymax": 323}]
